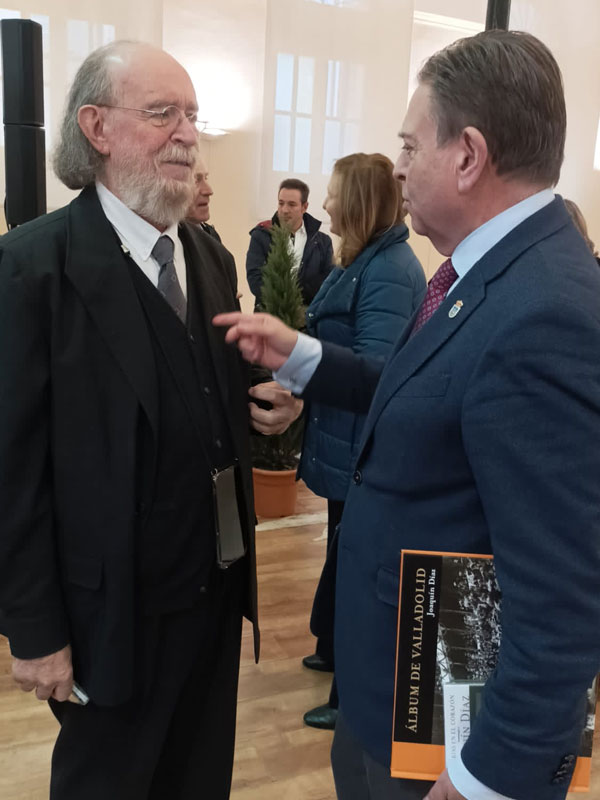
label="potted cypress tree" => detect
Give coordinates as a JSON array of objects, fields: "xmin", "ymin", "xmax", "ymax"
[{"xmin": 251, "ymin": 222, "xmax": 305, "ymax": 516}]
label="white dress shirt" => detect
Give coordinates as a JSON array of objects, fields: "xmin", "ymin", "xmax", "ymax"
[
  {"xmin": 276, "ymin": 189, "xmax": 556, "ymax": 800},
  {"xmin": 95, "ymin": 181, "xmax": 188, "ymax": 298},
  {"xmin": 289, "ymin": 222, "xmax": 307, "ymax": 272}
]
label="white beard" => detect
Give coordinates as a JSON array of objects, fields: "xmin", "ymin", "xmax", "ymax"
[{"xmin": 112, "ymin": 141, "xmax": 199, "ymax": 228}]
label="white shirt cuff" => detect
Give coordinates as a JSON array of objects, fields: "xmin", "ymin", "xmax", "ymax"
[
  {"xmin": 448, "ymin": 755, "xmax": 517, "ymax": 800},
  {"xmin": 273, "ymin": 332, "xmax": 322, "ymax": 394}
]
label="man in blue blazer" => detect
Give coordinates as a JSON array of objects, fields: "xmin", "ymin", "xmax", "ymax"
[{"xmin": 216, "ymin": 30, "xmax": 600, "ymax": 800}]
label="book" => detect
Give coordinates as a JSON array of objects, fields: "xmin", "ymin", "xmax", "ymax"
[
  {"xmin": 442, "ymin": 681, "xmax": 484, "ymax": 767},
  {"xmin": 390, "ymin": 550, "xmax": 596, "ymax": 792}
]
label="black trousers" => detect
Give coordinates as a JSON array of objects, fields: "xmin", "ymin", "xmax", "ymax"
[
  {"xmin": 314, "ymin": 498, "xmax": 345, "ymax": 665},
  {"xmin": 314, "ymin": 498, "xmax": 344, "ymax": 709},
  {"xmin": 331, "ymin": 710, "xmax": 434, "ymax": 799},
  {"xmin": 49, "ymin": 566, "xmax": 244, "ymax": 800}
]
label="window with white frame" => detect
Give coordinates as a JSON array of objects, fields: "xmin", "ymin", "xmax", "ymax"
[
  {"xmin": 67, "ymin": 19, "xmax": 115, "ymax": 84},
  {"xmin": 272, "ymin": 51, "xmax": 363, "ymax": 177},
  {"xmin": 321, "ymin": 58, "xmax": 362, "ymax": 175},
  {"xmin": 273, "ymin": 52, "xmax": 315, "ymax": 174}
]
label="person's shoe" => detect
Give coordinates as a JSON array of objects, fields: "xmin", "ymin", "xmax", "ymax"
[
  {"xmin": 303, "ymin": 704, "xmax": 338, "ymax": 730},
  {"xmin": 302, "ymin": 653, "xmax": 334, "ymax": 672}
]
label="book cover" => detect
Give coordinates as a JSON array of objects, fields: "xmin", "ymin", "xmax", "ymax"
[
  {"xmin": 442, "ymin": 682, "xmax": 484, "ymax": 766},
  {"xmin": 390, "ymin": 550, "xmax": 595, "ymax": 792}
]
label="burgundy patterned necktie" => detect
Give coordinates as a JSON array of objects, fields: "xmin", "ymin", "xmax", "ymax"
[{"xmin": 410, "ymin": 258, "xmax": 458, "ymax": 337}]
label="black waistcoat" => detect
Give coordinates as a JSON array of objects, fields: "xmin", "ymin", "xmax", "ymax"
[{"xmin": 127, "ymin": 259, "xmax": 235, "ymax": 614}]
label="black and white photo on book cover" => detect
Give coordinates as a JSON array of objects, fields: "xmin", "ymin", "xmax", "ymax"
[{"xmin": 393, "ymin": 551, "xmax": 596, "ymax": 758}]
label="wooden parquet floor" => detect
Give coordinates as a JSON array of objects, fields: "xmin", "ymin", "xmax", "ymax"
[{"xmin": 0, "ymin": 483, "xmax": 598, "ymax": 799}]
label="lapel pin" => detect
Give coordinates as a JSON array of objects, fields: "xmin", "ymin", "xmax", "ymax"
[
  {"xmin": 448, "ymin": 300, "xmax": 463, "ymax": 319},
  {"xmin": 120, "ymin": 243, "xmax": 130, "ymax": 255}
]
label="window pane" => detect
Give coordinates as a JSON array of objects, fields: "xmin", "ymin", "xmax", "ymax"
[
  {"xmin": 67, "ymin": 20, "xmax": 90, "ymax": 83},
  {"xmin": 43, "ymin": 85, "xmax": 51, "ymax": 148},
  {"xmin": 102, "ymin": 24, "xmax": 115, "ymax": 45},
  {"xmin": 30, "ymin": 13, "xmax": 50, "ymax": 53},
  {"xmin": 293, "ymin": 117, "xmax": 312, "ymax": 174},
  {"xmin": 345, "ymin": 63, "xmax": 364, "ymax": 120},
  {"xmin": 68, "ymin": 20, "xmax": 90, "ymax": 60},
  {"xmin": 296, "ymin": 57, "xmax": 314, "ymax": 115},
  {"xmin": 342, "ymin": 121, "xmax": 359, "ymax": 157},
  {"xmin": 326, "ymin": 60, "xmax": 340, "ymax": 118},
  {"xmin": 322, "ymin": 119, "xmax": 340, "ymax": 175},
  {"xmin": 275, "ymin": 53, "xmax": 294, "ymax": 113},
  {"xmin": 273, "ymin": 114, "xmax": 291, "ymax": 172}
]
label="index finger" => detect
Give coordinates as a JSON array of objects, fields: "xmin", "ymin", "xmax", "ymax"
[
  {"xmin": 212, "ymin": 311, "xmax": 245, "ymax": 327},
  {"xmin": 249, "ymin": 383, "xmax": 286, "ymax": 404}
]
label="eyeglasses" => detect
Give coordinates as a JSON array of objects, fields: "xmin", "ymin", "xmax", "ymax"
[{"xmin": 100, "ymin": 104, "xmax": 200, "ymax": 129}]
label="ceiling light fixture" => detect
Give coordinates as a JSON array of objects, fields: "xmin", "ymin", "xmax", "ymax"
[{"xmin": 198, "ymin": 120, "xmax": 228, "ymax": 138}]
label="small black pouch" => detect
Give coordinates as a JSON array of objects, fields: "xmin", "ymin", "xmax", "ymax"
[{"xmin": 212, "ymin": 463, "xmax": 246, "ymax": 568}]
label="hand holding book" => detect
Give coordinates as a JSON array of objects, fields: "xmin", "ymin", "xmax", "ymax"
[{"xmin": 423, "ymin": 769, "xmax": 466, "ymax": 800}]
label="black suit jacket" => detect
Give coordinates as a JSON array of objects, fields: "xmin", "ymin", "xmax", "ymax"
[{"xmin": 0, "ymin": 186, "xmax": 258, "ymax": 704}]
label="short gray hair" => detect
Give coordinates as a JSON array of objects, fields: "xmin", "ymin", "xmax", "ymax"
[
  {"xmin": 53, "ymin": 41, "xmax": 136, "ymax": 189},
  {"xmin": 418, "ymin": 30, "xmax": 566, "ymax": 187}
]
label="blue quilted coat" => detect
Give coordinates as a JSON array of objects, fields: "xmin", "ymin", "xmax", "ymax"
[{"xmin": 298, "ymin": 223, "xmax": 426, "ymax": 500}]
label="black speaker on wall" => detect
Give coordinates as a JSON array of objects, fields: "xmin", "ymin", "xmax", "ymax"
[
  {"xmin": 485, "ymin": 0, "xmax": 511, "ymax": 30},
  {"xmin": 1, "ymin": 18, "xmax": 46, "ymax": 228}
]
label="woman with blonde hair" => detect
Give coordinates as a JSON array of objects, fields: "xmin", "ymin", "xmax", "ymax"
[{"xmin": 298, "ymin": 153, "xmax": 426, "ymax": 729}]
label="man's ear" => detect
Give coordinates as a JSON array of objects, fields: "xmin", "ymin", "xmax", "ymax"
[
  {"xmin": 77, "ymin": 105, "xmax": 111, "ymax": 156},
  {"xmin": 302, "ymin": 202, "xmax": 309, "ymax": 214},
  {"xmin": 456, "ymin": 126, "xmax": 488, "ymax": 194}
]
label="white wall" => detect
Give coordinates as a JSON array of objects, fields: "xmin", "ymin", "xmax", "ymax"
[{"xmin": 511, "ymin": 0, "xmax": 600, "ymax": 252}]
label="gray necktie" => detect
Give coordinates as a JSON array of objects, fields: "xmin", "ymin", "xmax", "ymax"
[{"xmin": 152, "ymin": 235, "xmax": 187, "ymax": 323}]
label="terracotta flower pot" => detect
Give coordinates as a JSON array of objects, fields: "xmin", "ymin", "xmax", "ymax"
[{"xmin": 252, "ymin": 467, "xmax": 298, "ymax": 518}]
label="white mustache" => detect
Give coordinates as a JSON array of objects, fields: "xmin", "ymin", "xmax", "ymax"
[{"xmin": 158, "ymin": 144, "xmax": 198, "ymax": 167}]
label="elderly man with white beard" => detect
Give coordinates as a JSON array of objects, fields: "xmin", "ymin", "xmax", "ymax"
[{"xmin": 0, "ymin": 41, "xmax": 300, "ymax": 800}]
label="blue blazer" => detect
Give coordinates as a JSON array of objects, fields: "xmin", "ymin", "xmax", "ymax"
[
  {"xmin": 303, "ymin": 197, "xmax": 600, "ymax": 800},
  {"xmin": 298, "ymin": 224, "xmax": 425, "ymax": 500}
]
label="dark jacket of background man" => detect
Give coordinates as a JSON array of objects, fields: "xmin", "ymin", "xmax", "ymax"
[{"xmin": 246, "ymin": 211, "xmax": 333, "ymax": 306}]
